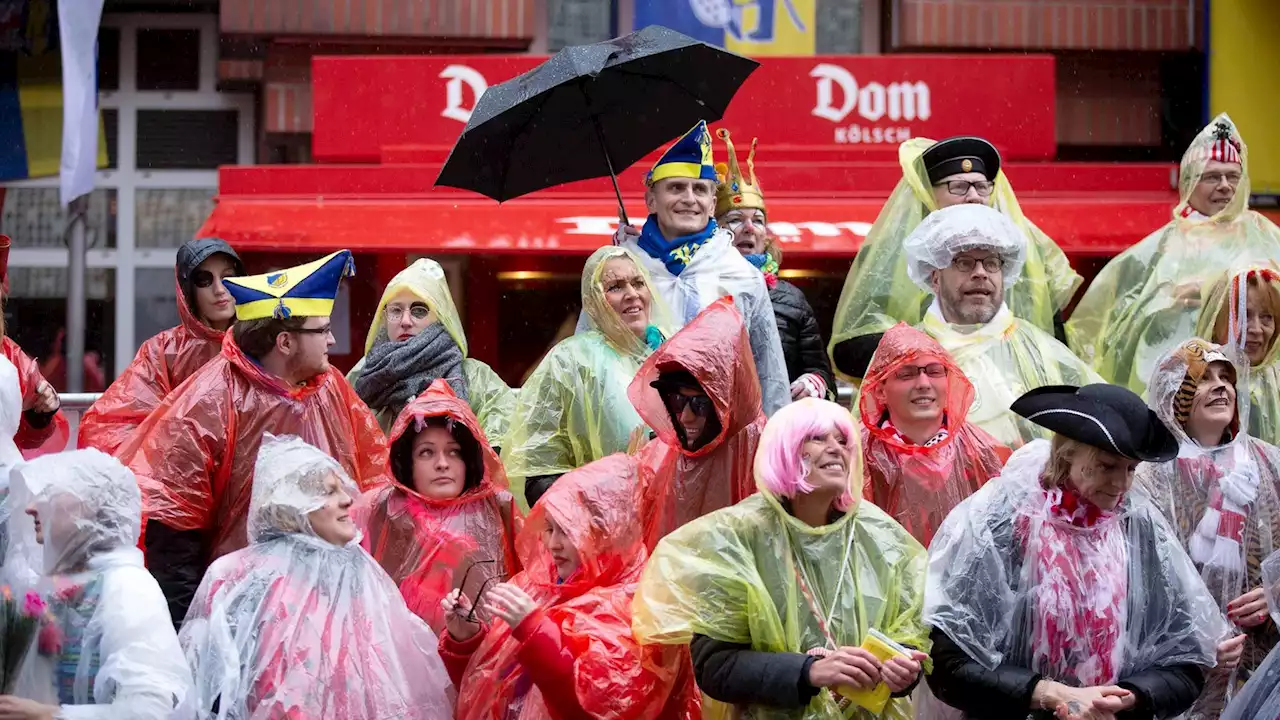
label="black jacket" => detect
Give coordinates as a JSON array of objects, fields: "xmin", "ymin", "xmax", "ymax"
[
  {"xmin": 768, "ymin": 279, "xmax": 835, "ymax": 395},
  {"xmin": 145, "ymin": 520, "xmax": 209, "ymax": 627},
  {"xmin": 927, "ymin": 629, "xmax": 1204, "ymax": 720}
]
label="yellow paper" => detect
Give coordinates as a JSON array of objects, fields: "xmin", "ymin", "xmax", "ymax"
[{"xmin": 836, "ymin": 629, "xmax": 908, "ymax": 714}]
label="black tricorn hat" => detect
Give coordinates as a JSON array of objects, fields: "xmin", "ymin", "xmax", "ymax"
[
  {"xmin": 1011, "ymin": 384, "xmax": 1178, "ymax": 463},
  {"xmin": 921, "ymin": 136, "xmax": 1001, "ymax": 184}
]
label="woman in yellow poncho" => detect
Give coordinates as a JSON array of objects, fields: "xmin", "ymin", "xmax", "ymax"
[
  {"xmin": 632, "ymin": 398, "xmax": 929, "ymax": 720},
  {"xmin": 349, "ymin": 258, "xmax": 515, "ymax": 446},
  {"xmin": 1068, "ymin": 113, "xmax": 1280, "ymax": 397},
  {"xmin": 1197, "ymin": 266, "xmax": 1280, "ymax": 446},
  {"xmin": 502, "ymin": 246, "xmax": 672, "ymax": 509},
  {"xmin": 828, "ymin": 136, "xmax": 1080, "ymax": 380}
]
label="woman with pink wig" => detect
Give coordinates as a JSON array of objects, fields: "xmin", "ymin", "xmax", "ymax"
[{"xmin": 632, "ymin": 398, "xmax": 930, "ymax": 719}]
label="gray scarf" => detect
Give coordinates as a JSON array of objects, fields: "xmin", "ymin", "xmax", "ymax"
[{"xmin": 354, "ymin": 323, "xmax": 468, "ymax": 416}]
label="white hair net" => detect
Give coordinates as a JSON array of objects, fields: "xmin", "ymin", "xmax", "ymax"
[
  {"xmin": 247, "ymin": 434, "xmax": 357, "ymax": 542},
  {"xmin": 903, "ymin": 204, "xmax": 1027, "ymax": 292}
]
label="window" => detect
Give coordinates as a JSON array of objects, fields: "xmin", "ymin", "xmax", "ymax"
[
  {"xmin": 136, "ymin": 29, "xmax": 200, "ymax": 91},
  {"xmin": 136, "ymin": 110, "xmax": 239, "ymax": 169},
  {"xmin": 135, "ymin": 188, "xmax": 215, "ymax": 248},
  {"xmin": 1, "ymin": 188, "xmax": 117, "ymax": 248},
  {"xmin": 6, "ymin": 267, "xmax": 117, "ymax": 389}
]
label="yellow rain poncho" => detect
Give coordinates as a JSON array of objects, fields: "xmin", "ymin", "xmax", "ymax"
[
  {"xmin": 1068, "ymin": 113, "xmax": 1280, "ymax": 396},
  {"xmin": 502, "ymin": 247, "xmax": 673, "ymax": 506},
  {"xmin": 829, "ymin": 138, "xmax": 1080, "ymax": 378},
  {"xmin": 348, "ymin": 259, "xmax": 515, "ymax": 445},
  {"xmin": 633, "ymin": 398, "xmax": 929, "ymax": 720},
  {"xmin": 1196, "ymin": 267, "xmax": 1280, "ymax": 446}
]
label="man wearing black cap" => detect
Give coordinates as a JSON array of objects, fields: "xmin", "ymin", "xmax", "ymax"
[{"xmin": 828, "ymin": 136, "xmax": 1081, "ymax": 381}]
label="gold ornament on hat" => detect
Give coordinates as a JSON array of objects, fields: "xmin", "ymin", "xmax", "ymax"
[
  {"xmin": 714, "ymin": 128, "xmax": 766, "ymax": 218},
  {"xmin": 961, "ymin": 158, "xmax": 973, "ymax": 173}
]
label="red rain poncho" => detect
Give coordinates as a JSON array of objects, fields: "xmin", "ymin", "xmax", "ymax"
[
  {"xmin": 446, "ymin": 453, "xmax": 700, "ymax": 720},
  {"xmin": 77, "ymin": 274, "xmax": 226, "ymax": 456},
  {"xmin": 356, "ymin": 379, "xmax": 521, "ymax": 634},
  {"xmin": 118, "ymin": 332, "xmax": 392, "ymax": 559},
  {"xmin": 860, "ymin": 323, "xmax": 1010, "ymax": 546},
  {"xmin": 3, "ymin": 337, "xmax": 69, "ymax": 456},
  {"xmin": 630, "ymin": 297, "xmax": 764, "ymax": 550}
]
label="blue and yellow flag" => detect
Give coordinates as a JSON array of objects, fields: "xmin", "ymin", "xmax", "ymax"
[
  {"xmin": 224, "ymin": 250, "xmax": 356, "ymax": 322},
  {"xmin": 0, "ymin": 0, "xmax": 107, "ymax": 183},
  {"xmin": 633, "ymin": 0, "xmax": 816, "ymax": 56}
]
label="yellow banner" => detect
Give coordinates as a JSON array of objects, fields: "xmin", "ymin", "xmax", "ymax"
[
  {"xmin": 1210, "ymin": 0, "xmax": 1280, "ymax": 194},
  {"xmin": 723, "ymin": 0, "xmax": 816, "ymax": 56}
]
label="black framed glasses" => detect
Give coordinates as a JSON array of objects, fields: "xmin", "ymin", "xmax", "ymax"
[
  {"xmin": 893, "ymin": 363, "xmax": 948, "ymax": 381},
  {"xmin": 291, "ymin": 324, "xmax": 333, "ymax": 336},
  {"xmin": 951, "ymin": 256, "xmax": 1003, "ymax": 274},
  {"xmin": 937, "ymin": 180, "xmax": 994, "ymax": 197},
  {"xmin": 454, "ymin": 559, "xmax": 509, "ymax": 624},
  {"xmin": 662, "ymin": 392, "xmax": 714, "ymax": 417}
]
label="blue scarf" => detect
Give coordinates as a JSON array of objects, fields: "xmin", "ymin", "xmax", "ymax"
[
  {"xmin": 636, "ymin": 215, "xmax": 718, "ymax": 277},
  {"xmin": 744, "ymin": 253, "xmax": 769, "ymax": 270}
]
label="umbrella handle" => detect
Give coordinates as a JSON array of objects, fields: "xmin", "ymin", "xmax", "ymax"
[{"xmin": 588, "ymin": 112, "xmax": 629, "ymax": 227}]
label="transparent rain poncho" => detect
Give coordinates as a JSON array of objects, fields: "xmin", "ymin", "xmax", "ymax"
[
  {"xmin": 354, "ymin": 379, "xmax": 521, "ymax": 634},
  {"xmin": 1222, "ymin": 550, "xmax": 1280, "ymax": 719},
  {"xmin": 178, "ymin": 435, "xmax": 455, "ymax": 720},
  {"xmin": 6, "ymin": 449, "xmax": 192, "ymax": 719},
  {"xmin": 633, "ymin": 398, "xmax": 930, "ymax": 720},
  {"xmin": 1068, "ymin": 113, "xmax": 1280, "ymax": 396},
  {"xmin": 903, "ymin": 206, "xmax": 1102, "ymax": 447},
  {"xmin": 3, "ymin": 336, "xmax": 70, "ymax": 457},
  {"xmin": 1196, "ymin": 266, "xmax": 1280, "ymax": 446},
  {"xmin": 347, "ymin": 258, "xmax": 516, "ymax": 445},
  {"xmin": 630, "ymin": 297, "xmax": 765, "ymax": 550},
  {"xmin": 454, "ymin": 453, "xmax": 699, "ymax": 720},
  {"xmin": 828, "ymin": 137, "xmax": 1081, "ymax": 378},
  {"xmin": 925, "ymin": 440, "xmax": 1227, "ymax": 702},
  {"xmin": 1136, "ymin": 339, "xmax": 1280, "ymax": 717},
  {"xmin": 859, "ymin": 323, "xmax": 1010, "ymax": 547},
  {"xmin": 503, "ymin": 246, "xmax": 673, "ymax": 504}
]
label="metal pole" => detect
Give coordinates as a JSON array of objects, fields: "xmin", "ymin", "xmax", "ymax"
[{"xmin": 65, "ymin": 196, "xmax": 87, "ymax": 393}]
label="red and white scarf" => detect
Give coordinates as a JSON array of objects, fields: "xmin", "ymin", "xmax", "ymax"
[
  {"xmin": 1025, "ymin": 487, "xmax": 1128, "ymax": 687},
  {"xmin": 1188, "ymin": 443, "xmax": 1257, "ymax": 576}
]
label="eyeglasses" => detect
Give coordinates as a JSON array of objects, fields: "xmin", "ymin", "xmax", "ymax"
[
  {"xmin": 952, "ymin": 255, "xmax": 1004, "ymax": 274},
  {"xmin": 386, "ymin": 304, "xmax": 431, "ymax": 321},
  {"xmin": 893, "ymin": 363, "xmax": 948, "ymax": 381},
  {"xmin": 455, "ymin": 559, "xmax": 510, "ymax": 624},
  {"xmin": 190, "ymin": 270, "xmax": 217, "ymax": 288},
  {"xmin": 1198, "ymin": 172, "xmax": 1242, "ymax": 187},
  {"xmin": 662, "ymin": 392, "xmax": 714, "ymax": 417},
  {"xmin": 937, "ymin": 180, "xmax": 994, "ymax": 197},
  {"xmin": 291, "ymin": 325, "xmax": 333, "ymax": 336},
  {"xmin": 722, "ymin": 212, "xmax": 766, "ymax": 233}
]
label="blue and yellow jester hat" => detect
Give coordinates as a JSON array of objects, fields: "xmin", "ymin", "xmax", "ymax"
[
  {"xmin": 646, "ymin": 120, "xmax": 718, "ymax": 186},
  {"xmin": 223, "ymin": 249, "xmax": 355, "ymax": 321}
]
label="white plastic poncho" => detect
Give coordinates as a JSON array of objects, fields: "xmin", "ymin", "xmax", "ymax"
[
  {"xmin": 619, "ymin": 226, "xmax": 791, "ymax": 416},
  {"xmin": 1068, "ymin": 113, "xmax": 1280, "ymax": 396},
  {"xmin": 7, "ymin": 449, "xmax": 192, "ymax": 719},
  {"xmin": 925, "ymin": 440, "xmax": 1227, "ymax": 697},
  {"xmin": 0, "ymin": 354, "xmax": 27, "ymax": 567},
  {"xmin": 901, "ymin": 206, "xmax": 1102, "ymax": 447},
  {"xmin": 178, "ymin": 434, "xmax": 455, "ymax": 719},
  {"xmin": 1137, "ymin": 339, "xmax": 1280, "ymax": 717},
  {"xmin": 1222, "ymin": 550, "xmax": 1280, "ymax": 719}
]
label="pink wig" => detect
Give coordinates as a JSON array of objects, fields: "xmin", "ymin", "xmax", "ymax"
[{"xmin": 755, "ymin": 398, "xmax": 861, "ymax": 512}]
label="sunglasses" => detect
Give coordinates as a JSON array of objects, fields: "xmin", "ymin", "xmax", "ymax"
[
  {"xmin": 190, "ymin": 270, "xmax": 218, "ymax": 288},
  {"xmin": 455, "ymin": 559, "xmax": 510, "ymax": 624},
  {"xmin": 662, "ymin": 392, "xmax": 714, "ymax": 417}
]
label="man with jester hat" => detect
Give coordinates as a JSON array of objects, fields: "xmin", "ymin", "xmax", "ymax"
[
  {"xmin": 714, "ymin": 128, "xmax": 835, "ymax": 401},
  {"xmin": 611, "ymin": 120, "xmax": 791, "ymax": 415},
  {"xmin": 117, "ymin": 250, "xmax": 392, "ymax": 625},
  {"xmin": 829, "ymin": 136, "xmax": 1081, "ymax": 380},
  {"xmin": 1070, "ymin": 113, "xmax": 1280, "ymax": 397}
]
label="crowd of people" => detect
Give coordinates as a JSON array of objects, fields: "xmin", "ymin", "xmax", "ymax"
[{"xmin": 0, "ymin": 111, "xmax": 1277, "ymax": 719}]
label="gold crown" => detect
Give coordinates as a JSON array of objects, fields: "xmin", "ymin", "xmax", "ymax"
[{"xmin": 714, "ymin": 128, "xmax": 766, "ymax": 218}]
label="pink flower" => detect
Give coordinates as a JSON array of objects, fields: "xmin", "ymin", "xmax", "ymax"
[
  {"xmin": 21, "ymin": 590, "xmax": 46, "ymax": 617},
  {"xmin": 38, "ymin": 618, "xmax": 63, "ymax": 656},
  {"xmin": 53, "ymin": 580, "xmax": 83, "ymax": 603}
]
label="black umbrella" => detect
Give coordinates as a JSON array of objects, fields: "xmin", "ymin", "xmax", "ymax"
[{"xmin": 434, "ymin": 25, "xmax": 759, "ymax": 225}]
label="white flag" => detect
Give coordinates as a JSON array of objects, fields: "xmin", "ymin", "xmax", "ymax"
[{"xmin": 58, "ymin": 0, "xmax": 105, "ymax": 206}]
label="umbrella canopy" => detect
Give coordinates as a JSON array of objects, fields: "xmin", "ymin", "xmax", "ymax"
[{"xmin": 435, "ymin": 25, "xmax": 759, "ymax": 221}]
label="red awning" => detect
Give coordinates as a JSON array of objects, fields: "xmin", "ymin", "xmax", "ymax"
[{"xmin": 199, "ymin": 194, "xmax": 1175, "ymax": 257}]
